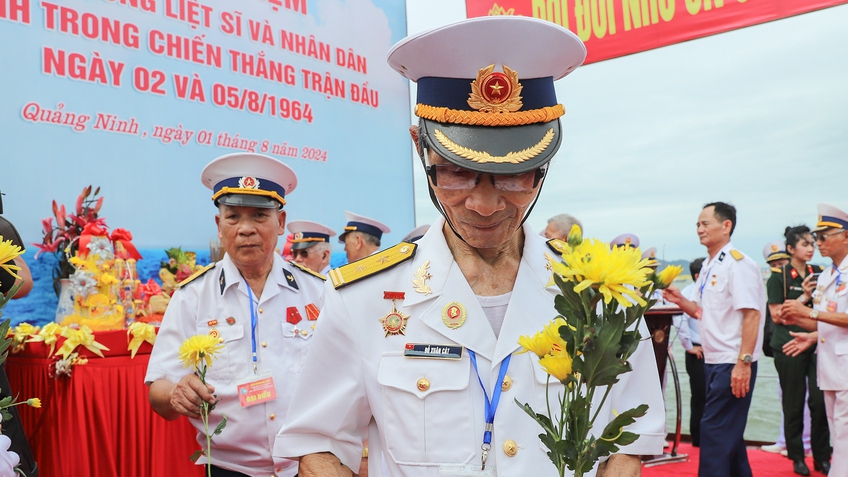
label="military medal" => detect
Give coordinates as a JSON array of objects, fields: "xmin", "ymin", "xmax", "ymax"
[
  {"xmin": 286, "ymin": 307, "xmax": 303, "ymax": 325},
  {"xmin": 380, "ymin": 291, "xmax": 409, "ymax": 337},
  {"xmin": 207, "ymin": 319, "xmax": 219, "ymax": 327},
  {"xmin": 442, "ymin": 302, "xmax": 467, "ymax": 329}
]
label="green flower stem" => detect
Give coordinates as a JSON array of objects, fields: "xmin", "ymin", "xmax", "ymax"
[
  {"xmin": 589, "ymin": 384, "xmax": 613, "ymax": 426},
  {"xmin": 198, "ymin": 363, "xmax": 212, "ymax": 477}
]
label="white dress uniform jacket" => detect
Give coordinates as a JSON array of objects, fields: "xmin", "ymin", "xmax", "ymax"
[
  {"xmin": 145, "ymin": 253, "xmax": 325, "ymax": 477},
  {"xmin": 813, "ymin": 254, "xmax": 848, "ymax": 391},
  {"xmin": 275, "ymin": 219, "xmax": 665, "ymax": 477},
  {"xmin": 691, "ymin": 242, "xmax": 766, "ymax": 364}
]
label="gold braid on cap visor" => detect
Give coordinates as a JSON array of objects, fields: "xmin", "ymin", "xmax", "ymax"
[
  {"xmin": 433, "ymin": 128, "xmax": 555, "ymax": 164},
  {"xmin": 415, "ymin": 103, "xmax": 564, "ymax": 126},
  {"xmin": 211, "ymin": 187, "xmax": 286, "ymax": 205}
]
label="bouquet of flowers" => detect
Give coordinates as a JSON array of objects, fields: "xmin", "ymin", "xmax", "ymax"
[
  {"xmin": 160, "ymin": 248, "xmax": 204, "ymax": 296},
  {"xmin": 181, "ymin": 335, "xmax": 227, "ymax": 476},
  {"xmin": 517, "ymin": 226, "xmax": 682, "ymax": 477},
  {"xmin": 33, "ymin": 186, "xmax": 104, "ymax": 295}
]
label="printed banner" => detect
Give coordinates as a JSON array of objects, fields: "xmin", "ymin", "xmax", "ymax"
[
  {"xmin": 0, "ymin": 0, "xmax": 412, "ymax": 248},
  {"xmin": 466, "ymin": 0, "xmax": 848, "ymax": 64}
]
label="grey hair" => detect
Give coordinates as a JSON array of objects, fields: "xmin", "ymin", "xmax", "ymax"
[{"xmin": 548, "ymin": 214, "xmax": 582, "ymax": 235}]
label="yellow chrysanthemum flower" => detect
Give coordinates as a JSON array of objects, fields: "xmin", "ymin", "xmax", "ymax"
[
  {"xmin": 98, "ymin": 273, "xmax": 118, "ymax": 286},
  {"xmin": 655, "ymin": 265, "xmax": 684, "ymax": 289},
  {"xmin": 567, "ymin": 224, "xmax": 583, "ymax": 247},
  {"xmin": 179, "ymin": 334, "xmax": 224, "ymax": 369},
  {"xmin": 518, "ymin": 329, "xmax": 556, "ymax": 358},
  {"xmin": 0, "ymin": 238, "xmax": 24, "ymax": 282},
  {"xmin": 539, "ymin": 352, "xmax": 573, "ymax": 382},
  {"xmin": 27, "ymin": 398, "xmax": 42, "ymax": 408},
  {"xmin": 553, "ymin": 239, "xmax": 653, "ymax": 308}
]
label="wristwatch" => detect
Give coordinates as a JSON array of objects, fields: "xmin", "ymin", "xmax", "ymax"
[
  {"xmin": 739, "ymin": 353, "xmax": 753, "ymax": 365},
  {"xmin": 810, "ymin": 309, "xmax": 819, "ymax": 320}
]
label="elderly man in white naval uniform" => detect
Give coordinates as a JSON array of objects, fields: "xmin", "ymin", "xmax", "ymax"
[
  {"xmin": 145, "ymin": 153, "xmax": 326, "ymax": 477},
  {"xmin": 274, "ymin": 17, "xmax": 665, "ymax": 477},
  {"xmin": 781, "ymin": 202, "xmax": 848, "ymax": 476}
]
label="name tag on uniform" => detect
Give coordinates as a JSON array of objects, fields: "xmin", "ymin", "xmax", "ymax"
[
  {"xmin": 404, "ymin": 343, "xmax": 463, "ymax": 360},
  {"xmin": 236, "ymin": 370, "xmax": 277, "ymax": 408},
  {"xmin": 438, "ymin": 464, "xmax": 494, "ymax": 476}
]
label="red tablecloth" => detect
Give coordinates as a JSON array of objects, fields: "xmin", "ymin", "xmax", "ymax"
[{"xmin": 5, "ymin": 329, "xmax": 204, "ymax": 477}]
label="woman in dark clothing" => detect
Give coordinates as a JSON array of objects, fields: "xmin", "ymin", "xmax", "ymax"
[{"xmin": 769, "ymin": 225, "xmax": 831, "ymax": 476}]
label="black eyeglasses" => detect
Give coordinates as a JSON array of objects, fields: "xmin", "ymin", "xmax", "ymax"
[
  {"xmin": 425, "ymin": 163, "xmax": 546, "ymax": 192},
  {"xmin": 291, "ymin": 249, "xmax": 312, "ymax": 258},
  {"xmin": 813, "ymin": 230, "xmax": 846, "ymax": 242}
]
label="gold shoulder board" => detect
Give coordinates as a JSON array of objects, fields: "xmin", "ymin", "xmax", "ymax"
[
  {"xmin": 730, "ymin": 249, "xmax": 744, "ymax": 261},
  {"xmin": 177, "ymin": 262, "xmax": 216, "ymax": 288},
  {"xmin": 770, "ymin": 267, "xmax": 781, "ymax": 273},
  {"xmin": 329, "ymin": 242, "xmax": 417, "ymax": 290},
  {"xmin": 546, "ymin": 238, "xmax": 568, "ymax": 255},
  {"xmin": 289, "ymin": 261, "xmax": 327, "ymax": 281}
]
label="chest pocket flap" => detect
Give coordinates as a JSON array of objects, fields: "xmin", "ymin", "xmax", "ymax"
[{"xmin": 378, "ymin": 355, "xmax": 470, "ymax": 399}]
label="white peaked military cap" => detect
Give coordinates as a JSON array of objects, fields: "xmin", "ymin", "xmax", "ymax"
[
  {"xmin": 813, "ymin": 203, "xmax": 848, "ymax": 232},
  {"xmin": 387, "ymin": 16, "xmax": 586, "ymax": 175},
  {"xmin": 339, "ymin": 211, "xmax": 391, "ymax": 243},
  {"xmin": 402, "ymin": 224, "xmax": 430, "ymax": 243},
  {"xmin": 641, "ymin": 247, "xmax": 658, "ymax": 261},
  {"xmin": 611, "ymin": 233, "xmax": 640, "ymax": 249},
  {"xmin": 287, "ymin": 220, "xmax": 336, "ymax": 250},
  {"xmin": 762, "ymin": 240, "xmax": 789, "ymax": 263},
  {"xmin": 201, "ymin": 153, "xmax": 296, "ymax": 209}
]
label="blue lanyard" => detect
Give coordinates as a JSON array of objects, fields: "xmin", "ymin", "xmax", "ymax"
[
  {"xmin": 467, "ymin": 349, "xmax": 511, "ymax": 470},
  {"xmin": 246, "ymin": 284, "xmax": 259, "ymax": 373}
]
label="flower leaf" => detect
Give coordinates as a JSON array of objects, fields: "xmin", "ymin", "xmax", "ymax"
[
  {"xmin": 213, "ymin": 414, "xmax": 228, "ymax": 435},
  {"xmin": 189, "ymin": 449, "xmax": 204, "ymax": 463},
  {"xmin": 580, "ymin": 313, "xmax": 632, "ymax": 388}
]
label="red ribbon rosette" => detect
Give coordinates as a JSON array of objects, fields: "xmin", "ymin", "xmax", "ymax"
[{"xmin": 111, "ymin": 228, "xmax": 142, "ymax": 260}]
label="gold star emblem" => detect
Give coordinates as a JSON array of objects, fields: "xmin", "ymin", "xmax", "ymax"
[{"xmin": 489, "ymin": 82, "xmax": 504, "ymax": 96}]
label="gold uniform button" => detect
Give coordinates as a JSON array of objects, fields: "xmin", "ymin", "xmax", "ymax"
[
  {"xmin": 301, "ymin": 330, "xmax": 309, "ymax": 337},
  {"xmin": 259, "ymin": 308, "xmax": 264, "ymax": 314},
  {"xmin": 503, "ymin": 439, "xmax": 518, "ymax": 457},
  {"xmin": 501, "ymin": 375, "xmax": 512, "ymax": 391},
  {"xmin": 417, "ymin": 378, "xmax": 430, "ymax": 392},
  {"xmin": 261, "ymin": 341, "xmax": 267, "ymax": 348},
  {"xmin": 218, "ymin": 338, "xmax": 224, "ymax": 344},
  {"xmin": 270, "ymin": 413, "xmax": 276, "ymax": 420},
  {"xmin": 821, "ymin": 338, "xmax": 826, "ymax": 343}
]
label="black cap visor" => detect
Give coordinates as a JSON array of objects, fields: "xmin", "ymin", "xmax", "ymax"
[
  {"xmin": 217, "ymin": 193, "xmax": 281, "ymax": 209},
  {"xmin": 420, "ymin": 118, "xmax": 562, "ymax": 175}
]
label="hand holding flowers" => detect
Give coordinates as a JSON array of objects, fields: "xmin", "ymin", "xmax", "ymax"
[{"xmin": 179, "ymin": 334, "xmax": 227, "ymax": 476}]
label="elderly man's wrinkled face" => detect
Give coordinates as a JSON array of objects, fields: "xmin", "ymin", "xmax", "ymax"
[
  {"xmin": 427, "ymin": 151, "xmax": 541, "ymax": 250},
  {"xmin": 216, "ymin": 204, "xmax": 285, "ymax": 271}
]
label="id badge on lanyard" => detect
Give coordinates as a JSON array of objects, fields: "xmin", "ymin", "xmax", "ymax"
[{"xmin": 236, "ymin": 369, "xmax": 277, "ymax": 407}]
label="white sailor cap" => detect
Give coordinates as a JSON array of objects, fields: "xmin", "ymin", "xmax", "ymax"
[
  {"xmin": 813, "ymin": 203, "xmax": 848, "ymax": 233},
  {"xmin": 402, "ymin": 224, "xmax": 430, "ymax": 243},
  {"xmin": 339, "ymin": 211, "xmax": 391, "ymax": 242},
  {"xmin": 611, "ymin": 233, "xmax": 640, "ymax": 249},
  {"xmin": 201, "ymin": 153, "xmax": 296, "ymax": 209},
  {"xmin": 762, "ymin": 240, "xmax": 789, "ymax": 263},
  {"xmin": 287, "ymin": 220, "xmax": 336, "ymax": 250}
]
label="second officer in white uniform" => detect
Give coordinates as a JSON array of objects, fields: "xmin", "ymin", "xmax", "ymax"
[{"xmin": 146, "ymin": 153, "xmax": 325, "ymax": 477}]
